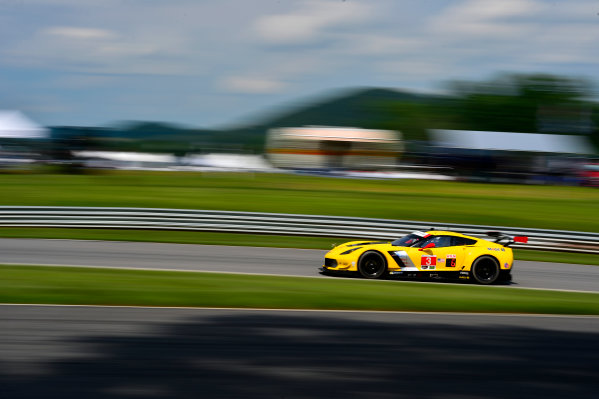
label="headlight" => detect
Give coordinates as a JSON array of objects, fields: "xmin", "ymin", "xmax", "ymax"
[{"xmin": 340, "ymin": 247, "xmax": 362, "ymax": 255}]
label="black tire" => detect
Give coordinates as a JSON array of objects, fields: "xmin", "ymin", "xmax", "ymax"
[
  {"xmin": 470, "ymin": 256, "xmax": 500, "ymax": 285},
  {"xmin": 498, "ymin": 270, "xmax": 512, "ymax": 284},
  {"xmin": 358, "ymin": 251, "xmax": 387, "ymax": 279}
]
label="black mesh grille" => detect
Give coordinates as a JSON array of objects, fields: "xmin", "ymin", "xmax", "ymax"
[{"xmin": 324, "ymin": 258, "xmax": 337, "ymax": 267}]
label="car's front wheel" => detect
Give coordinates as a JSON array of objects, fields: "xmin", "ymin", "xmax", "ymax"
[
  {"xmin": 470, "ymin": 256, "xmax": 500, "ymax": 285},
  {"xmin": 358, "ymin": 251, "xmax": 387, "ymax": 279}
]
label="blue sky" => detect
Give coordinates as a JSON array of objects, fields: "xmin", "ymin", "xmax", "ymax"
[{"xmin": 1, "ymin": 0, "xmax": 598, "ymax": 128}]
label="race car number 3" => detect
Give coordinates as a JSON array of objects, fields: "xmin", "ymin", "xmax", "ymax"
[{"xmin": 421, "ymin": 255, "xmax": 436, "ymax": 266}]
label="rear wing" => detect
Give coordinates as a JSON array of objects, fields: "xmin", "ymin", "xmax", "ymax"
[{"xmin": 486, "ymin": 232, "xmax": 528, "ymax": 247}]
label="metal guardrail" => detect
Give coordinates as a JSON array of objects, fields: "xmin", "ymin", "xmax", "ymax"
[{"xmin": 0, "ymin": 206, "xmax": 597, "ymax": 254}]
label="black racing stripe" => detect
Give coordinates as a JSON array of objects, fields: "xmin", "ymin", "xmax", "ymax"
[
  {"xmin": 348, "ymin": 241, "xmax": 388, "ymax": 247},
  {"xmin": 388, "ymin": 251, "xmax": 406, "ymax": 267}
]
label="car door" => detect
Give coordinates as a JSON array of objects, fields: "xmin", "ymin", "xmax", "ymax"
[
  {"xmin": 406, "ymin": 235, "xmax": 466, "ymax": 271},
  {"xmin": 428, "ymin": 245, "xmax": 465, "ymax": 271}
]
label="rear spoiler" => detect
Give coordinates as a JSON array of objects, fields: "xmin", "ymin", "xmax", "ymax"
[{"xmin": 486, "ymin": 232, "xmax": 528, "ymax": 247}]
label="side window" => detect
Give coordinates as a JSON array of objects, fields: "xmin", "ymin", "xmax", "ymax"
[
  {"xmin": 415, "ymin": 235, "xmax": 452, "ymax": 248},
  {"xmin": 432, "ymin": 235, "xmax": 453, "ymax": 248},
  {"xmin": 451, "ymin": 237, "xmax": 477, "ymax": 246},
  {"xmin": 413, "ymin": 236, "xmax": 435, "ymax": 248}
]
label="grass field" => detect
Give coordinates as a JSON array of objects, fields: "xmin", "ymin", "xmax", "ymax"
[
  {"xmin": 1, "ymin": 172, "xmax": 596, "ymax": 314},
  {"xmin": 2, "ymin": 265, "xmax": 599, "ymax": 315},
  {"xmin": 1, "ymin": 171, "xmax": 597, "ymax": 267},
  {"xmin": 1, "ymin": 170, "xmax": 598, "ymax": 231}
]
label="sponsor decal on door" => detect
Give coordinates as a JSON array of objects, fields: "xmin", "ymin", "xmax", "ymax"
[{"xmin": 421, "ymin": 255, "xmax": 436, "ymax": 268}]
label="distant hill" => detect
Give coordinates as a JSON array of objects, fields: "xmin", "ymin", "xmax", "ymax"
[
  {"xmin": 50, "ymin": 122, "xmax": 217, "ymax": 155},
  {"xmin": 50, "ymin": 87, "xmax": 444, "ymax": 154},
  {"xmin": 214, "ymin": 87, "xmax": 442, "ymax": 152}
]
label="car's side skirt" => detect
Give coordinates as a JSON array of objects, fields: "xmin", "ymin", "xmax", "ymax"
[{"xmin": 321, "ymin": 267, "xmax": 512, "ymax": 283}]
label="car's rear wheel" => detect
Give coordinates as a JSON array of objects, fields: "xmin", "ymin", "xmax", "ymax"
[
  {"xmin": 358, "ymin": 251, "xmax": 387, "ymax": 279},
  {"xmin": 498, "ymin": 270, "xmax": 512, "ymax": 284},
  {"xmin": 470, "ymin": 256, "xmax": 500, "ymax": 285}
]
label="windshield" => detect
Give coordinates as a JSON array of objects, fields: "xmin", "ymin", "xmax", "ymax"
[{"xmin": 391, "ymin": 233, "xmax": 427, "ymax": 247}]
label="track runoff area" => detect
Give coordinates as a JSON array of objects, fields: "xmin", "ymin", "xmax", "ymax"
[
  {"xmin": 2, "ymin": 239, "xmax": 598, "ymax": 398},
  {"xmin": 1, "ymin": 305, "xmax": 598, "ymax": 399},
  {"xmin": 0, "ymin": 238, "xmax": 597, "ymax": 293}
]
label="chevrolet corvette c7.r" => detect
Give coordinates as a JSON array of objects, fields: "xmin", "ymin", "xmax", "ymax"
[{"xmin": 321, "ymin": 230, "xmax": 528, "ymax": 284}]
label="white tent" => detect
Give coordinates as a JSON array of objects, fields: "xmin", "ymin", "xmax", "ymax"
[
  {"xmin": 429, "ymin": 129, "xmax": 592, "ymax": 154},
  {"xmin": 0, "ymin": 111, "xmax": 49, "ymax": 139}
]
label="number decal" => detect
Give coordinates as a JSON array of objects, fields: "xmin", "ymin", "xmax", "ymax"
[
  {"xmin": 446, "ymin": 254, "xmax": 457, "ymax": 268},
  {"xmin": 421, "ymin": 255, "xmax": 436, "ymax": 267}
]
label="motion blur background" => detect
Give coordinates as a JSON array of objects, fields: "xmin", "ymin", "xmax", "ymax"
[
  {"xmin": 2, "ymin": 3, "xmax": 599, "ymax": 398},
  {"xmin": 0, "ymin": 0, "xmax": 598, "ymax": 185}
]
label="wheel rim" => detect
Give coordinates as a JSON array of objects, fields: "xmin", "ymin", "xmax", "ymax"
[
  {"xmin": 363, "ymin": 256, "xmax": 383, "ymax": 276},
  {"xmin": 476, "ymin": 262, "xmax": 497, "ymax": 282}
]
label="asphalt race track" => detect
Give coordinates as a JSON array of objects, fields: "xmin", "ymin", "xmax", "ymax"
[
  {"xmin": 2, "ymin": 238, "xmax": 599, "ymax": 398},
  {"xmin": 1, "ymin": 305, "xmax": 599, "ymax": 399},
  {"xmin": 0, "ymin": 238, "xmax": 598, "ymax": 292}
]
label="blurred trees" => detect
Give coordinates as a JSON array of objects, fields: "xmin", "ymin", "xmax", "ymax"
[
  {"xmin": 375, "ymin": 99, "xmax": 457, "ymax": 142},
  {"xmin": 378, "ymin": 73, "xmax": 598, "ymax": 150},
  {"xmin": 445, "ymin": 73, "xmax": 596, "ymax": 135},
  {"xmin": 50, "ymin": 123, "xmax": 215, "ymax": 156},
  {"xmin": 44, "ymin": 73, "xmax": 599, "ymax": 158}
]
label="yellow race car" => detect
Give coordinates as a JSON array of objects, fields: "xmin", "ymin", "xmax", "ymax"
[{"xmin": 321, "ymin": 230, "xmax": 528, "ymax": 284}]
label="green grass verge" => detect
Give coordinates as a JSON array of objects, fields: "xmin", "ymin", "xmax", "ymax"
[
  {"xmin": 1, "ymin": 227, "xmax": 597, "ymax": 266},
  {"xmin": 2, "ymin": 171, "xmax": 596, "ymax": 265},
  {"xmin": 515, "ymin": 249, "xmax": 599, "ymax": 265},
  {"xmin": 1, "ymin": 170, "xmax": 598, "ymax": 231},
  {"xmin": 0, "ymin": 228, "xmax": 337, "ymax": 250},
  {"xmin": 1, "ymin": 265, "xmax": 598, "ymax": 315}
]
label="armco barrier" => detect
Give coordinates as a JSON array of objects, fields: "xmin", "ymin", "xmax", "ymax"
[{"xmin": 0, "ymin": 206, "xmax": 597, "ymax": 254}]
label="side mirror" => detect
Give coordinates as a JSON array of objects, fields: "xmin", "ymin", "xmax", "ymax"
[{"xmin": 418, "ymin": 242, "xmax": 436, "ymax": 251}]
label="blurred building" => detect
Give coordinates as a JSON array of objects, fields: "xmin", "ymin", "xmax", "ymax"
[
  {"xmin": 181, "ymin": 153, "xmax": 275, "ymax": 171},
  {"xmin": 73, "ymin": 151, "xmax": 177, "ymax": 170},
  {"xmin": 430, "ymin": 129, "xmax": 590, "ymax": 154},
  {"xmin": 428, "ymin": 129, "xmax": 594, "ymax": 184},
  {"xmin": 0, "ymin": 111, "xmax": 48, "ymax": 140},
  {"xmin": 73, "ymin": 150, "xmax": 276, "ymax": 172},
  {"xmin": 266, "ymin": 126, "xmax": 402, "ymax": 170},
  {"xmin": 0, "ymin": 111, "xmax": 49, "ymax": 167}
]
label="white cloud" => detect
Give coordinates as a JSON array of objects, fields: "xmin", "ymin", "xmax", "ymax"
[
  {"xmin": 444, "ymin": 0, "xmax": 540, "ymax": 20},
  {"xmin": 0, "ymin": 1, "xmax": 234, "ymax": 76},
  {"xmin": 44, "ymin": 26, "xmax": 115, "ymax": 40},
  {"xmin": 221, "ymin": 76, "xmax": 286, "ymax": 94},
  {"xmin": 339, "ymin": 34, "xmax": 423, "ymax": 56},
  {"xmin": 428, "ymin": 0, "xmax": 541, "ymax": 37},
  {"xmin": 1, "ymin": 0, "xmax": 599, "ymax": 126},
  {"xmin": 254, "ymin": 0, "xmax": 374, "ymax": 45},
  {"xmin": 4, "ymin": 19, "xmax": 193, "ymax": 75},
  {"xmin": 520, "ymin": 23, "xmax": 599, "ymax": 65}
]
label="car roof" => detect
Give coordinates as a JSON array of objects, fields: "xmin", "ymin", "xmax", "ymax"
[{"xmin": 424, "ymin": 230, "xmax": 477, "ymax": 240}]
